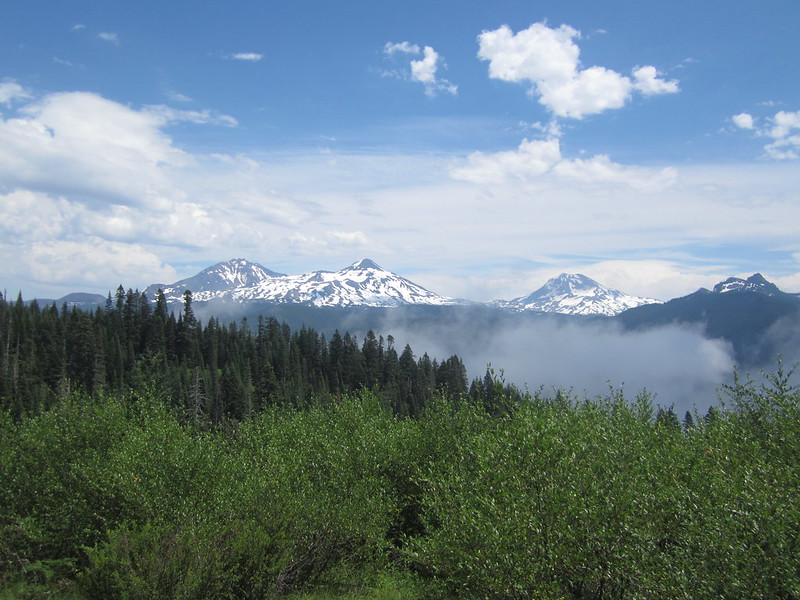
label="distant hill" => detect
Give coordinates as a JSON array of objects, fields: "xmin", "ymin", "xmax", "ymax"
[{"xmin": 616, "ymin": 274, "xmax": 800, "ymax": 366}]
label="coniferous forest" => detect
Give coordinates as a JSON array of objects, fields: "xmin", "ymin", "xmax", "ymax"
[
  {"xmin": 0, "ymin": 288, "xmax": 473, "ymax": 421},
  {"xmin": 1, "ymin": 290, "xmax": 799, "ymax": 599}
]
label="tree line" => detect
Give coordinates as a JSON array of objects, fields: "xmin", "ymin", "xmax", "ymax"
[{"xmin": 0, "ymin": 287, "xmax": 478, "ymax": 420}]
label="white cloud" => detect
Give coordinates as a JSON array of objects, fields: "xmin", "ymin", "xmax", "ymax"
[
  {"xmin": 0, "ymin": 79, "xmax": 31, "ymax": 105},
  {"xmin": 411, "ymin": 46, "xmax": 457, "ymax": 96},
  {"xmin": 328, "ymin": 230, "xmax": 369, "ymax": 246},
  {"xmin": 451, "ymin": 137, "xmax": 675, "ymax": 191},
  {"xmin": 632, "ymin": 65, "xmax": 679, "ymax": 95},
  {"xmin": 732, "ymin": 112, "xmax": 755, "ymax": 129},
  {"xmin": 735, "ymin": 108, "xmax": 800, "ymax": 159},
  {"xmin": 97, "ymin": 32, "xmax": 119, "ymax": 44},
  {"xmin": 231, "ymin": 52, "xmax": 263, "ymax": 62},
  {"xmin": 451, "ymin": 138, "xmax": 561, "ymax": 183},
  {"xmin": 0, "ymin": 91, "xmax": 187, "ymax": 204},
  {"xmin": 381, "ymin": 41, "xmax": 457, "ymax": 97},
  {"xmin": 53, "ymin": 56, "xmax": 79, "ymax": 68},
  {"xmin": 2, "ymin": 84, "xmax": 798, "ymax": 305},
  {"xmin": 166, "ymin": 90, "xmax": 193, "ymax": 103},
  {"xmin": 384, "ymin": 41, "xmax": 420, "ymax": 55},
  {"xmin": 553, "ymin": 154, "xmax": 677, "ymax": 192},
  {"xmin": 144, "ymin": 105, "xmax": 238, "ymax": 127},
  {"xmin": 477, "ymin": 22, "xmax": 678, "ymax": 119},
  {"xmin": 769, "ymin": 110, "xmax": 800, "ymax": 140},
  {"xmin": 27, "ymin": 238, "xmax": 176, "ymax": 288},
  {"xmin": 410, "ymin": 46, "xmax": 439, "ymax": 84},
  {"xmin": 0, "ymin": 189, "xmax": 77, "ymax": 241}
]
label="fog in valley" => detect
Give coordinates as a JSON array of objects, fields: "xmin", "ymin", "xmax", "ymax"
[{"xmin": 380, "ymin": 313, "xmax": 738, "ymax": 416}]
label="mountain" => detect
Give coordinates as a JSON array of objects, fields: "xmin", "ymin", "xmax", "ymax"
[
  {"xmin": 494, "ymin": 273, "xmax": 661, "ymax": 316},
  {"xmin": 58, "ymin": 292, "xmax": 108, "ymax": 308},
  {"xmin": 712, "ymin": 273, "xmax": 799, "ymax": 301},
  {"xmin": 24, "ymin": 292, "xmax": 107, "ymax": 309},
  {"xmin": 617, "ymin": 273, "xmax": 800, "ymax": 366},
  {"xmin": 148, "ymin": 258, "xmax": 458, "ymax": 308},
  {"xmin": 143, "ymin": 258, "xmax": 285, "ymax": 302}
]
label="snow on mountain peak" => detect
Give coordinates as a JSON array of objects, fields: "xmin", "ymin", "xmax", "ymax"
[
  {"xmin": 712, "ymin": 273, "xmax": 782, "ymax": 296},
  {"xmin": 495, "ymin": 273, "xmax": 661, "ymax": 316},
  {"xmin": 147, "ymin": 261, "xmax": 665, "ymax": 314},
  {"xmin": 151, "ymin": 258, "xmax": 457, "ymax": 308},
  {"xmin": 347, "ymin": 258, "xmax": 383, "ymax": 271},
  {"xmin": 143, "ymin": 258, "xmax": 284, "ymax": 301}
]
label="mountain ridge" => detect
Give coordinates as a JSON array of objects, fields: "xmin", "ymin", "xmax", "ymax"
[
  {"xmin": 146, "ymin": 258, "xmax": 459, "ymax": 308},
  {"xmin": 30, "ymin": 258, "xmax": 797, "ymax": 321}
]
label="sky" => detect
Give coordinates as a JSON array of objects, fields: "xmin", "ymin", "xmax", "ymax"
[{"xmin": 2, "ymin": 0, "xmax": 800, "ymax": 303}]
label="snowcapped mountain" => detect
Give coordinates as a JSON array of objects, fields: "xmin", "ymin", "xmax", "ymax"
[
  {"xmin": 494, "ymin": 273, "xmax": 661, "ymax": 316},
  {"xmin": 144, "ymin": 258, "xmax": 285, "ymax": 301},
  {"xmin": 148, "ymin": 258, "xmax": 458, "ymax": 308},
  {"xmin": 230, "ymin": 258, "xmax": 458, "ymax": 307},
  {"xmin": 712, "ymin": 273, "xmax": 786, "ymax": 297}
]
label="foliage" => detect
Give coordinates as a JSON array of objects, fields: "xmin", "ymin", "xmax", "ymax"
[{"xmin": 1, "ymin": 366, "xmax": 799, "ymax": 599}]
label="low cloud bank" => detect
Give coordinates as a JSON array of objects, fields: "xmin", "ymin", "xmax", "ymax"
[{"xmin": 382, "ymin": 314, "xmax": 735, "ymax": 415}]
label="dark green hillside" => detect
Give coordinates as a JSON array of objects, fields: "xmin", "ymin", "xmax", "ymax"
[{"xmin": 617, "ymin": 288, "xmax": 800, "ymax": 366}]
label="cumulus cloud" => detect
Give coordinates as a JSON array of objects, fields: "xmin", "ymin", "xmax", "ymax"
[
  {"xmin": 477, "ymin": 22, "xmax": 678, "ymax": 119},
  {"xmin": 0, "ymin": 92, "xmax": 237, "ymax": 209},
  {"xmin": 733, "ymin": 108, "xmax": 800, "ymax": 159},
  {"xmin": 451, "ymin": 137, "xmax": 676, "ymax": 191},
  {"xmin": 0, "ymin": 189, "xmax": 78, "ymax": 241},
  {"xmin": 0, "ymin": 91, "xmax": 187, "ymax": 204},
  {"xmin": 632, "ymin": 65, "xmax": 679, "ymax": 95},
  {"xmin": 381, "ymin": 41, "xmax": 457, "ymax": 97},
  {"xmin": 732, "ymin": 112, "xmax": 755, "ymax": 129},
  {"xmin": 451, "ymin": 138, "xmax": 561, "ymax": 183},
  {"xmin": 0, "ymin": 79, "xmax": 31, "ymax": 105}
]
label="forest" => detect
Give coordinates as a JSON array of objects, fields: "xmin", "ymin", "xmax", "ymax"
[
  {"xmin": 0, "ymin": 288, "xmax": 478, "ymax": 421},
  {"xmin": 1, "ymin": 290, "xmax": 799, "ymax": 599}
]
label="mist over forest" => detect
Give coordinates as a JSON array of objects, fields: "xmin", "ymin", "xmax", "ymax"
[
  {"xmin": 383, "ymin": 317, "xmax": 736, "ymax": 415},
  {"xmin": 188, "ymin": 297, "xmax": 800, "ymax": 415}
]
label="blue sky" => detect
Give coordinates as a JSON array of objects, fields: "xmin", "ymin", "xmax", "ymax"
[{"xmin": 2, "ymin": 0, "xmax": 799, "ymax": 301}]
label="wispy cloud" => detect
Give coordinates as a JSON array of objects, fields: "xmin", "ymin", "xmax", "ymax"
[
  {"xmin": 0, "ymin": 79, "xmax": 31, "ymax": 105},
  {"xmin": 145, "ymin": 104, "xmax": 238, "ymax": 127},
  {"xmin": 230, "ymin": 52, "xmax": 263, "ymax": 62},
  {"xmin": 383, "ymin": 41, "xmax": 420, "ymax": 56},
  {"xmin": 477, "ymin": 22, "xmax": 678, "ymax": 119},
  {"xmin": 166, "ymin": 90, "xmax": 193, "ymax": 103},
  {"xmin": 97, "ymin": 32, "xmax": 120, "ymax": 44},
  {"xmin": 53, "ymin": 56, "xmax": 80, "ymax": 68}
]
